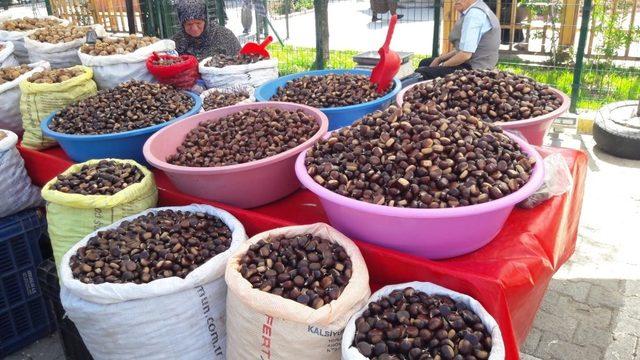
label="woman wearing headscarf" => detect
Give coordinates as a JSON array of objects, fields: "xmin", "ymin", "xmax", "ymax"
[{"xmin": 172, "ymin": 0, "xmax": 241, "ymax": 60}]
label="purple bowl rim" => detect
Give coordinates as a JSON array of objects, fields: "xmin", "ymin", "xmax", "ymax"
[
  {"xmin": 295, "ymin": 130, "xmax": 545, "ymax": 218},
  {"xmin": 396, "ymin": 80, "xmax": 570, "ymax": 127},
  {"xmin": 143, "ymin": 101, "xmax": 329, "ymax": 174}
]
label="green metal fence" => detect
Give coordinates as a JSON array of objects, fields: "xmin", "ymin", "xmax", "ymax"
[
  {"xmin": 54, "ymin": 0, "xmax": 640, "ymax": 111},
  {"xmin": 493, "ymin": 0, "xmax": 640, "ymax": 111},
  {"xmin": 32, "ymin": 0, "xmax": 640, "ymax": 111}
]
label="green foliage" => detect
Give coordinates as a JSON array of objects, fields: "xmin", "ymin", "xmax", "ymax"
[
  {"xmin": 293, "ymin": 0, "xmax": 314, "ymax": 12},
  {"xmin": 498, "ymin": 62, "xmax": 640, "ymax": 110},
  {"xmin": 582, "ymin": 0, "xmax": 640, "ymax": 100},
  {"xmin": 524, "ymin": 0, "xmax": 571, "ymax": 66},
  {"xmin": 270, "ymin": 0, "xmax": 315, "ymax": 15},
  {"xmin": 590, "ymin": 0, "xmax": 640, "ymax": 62},
  {"xmin": 269, "ymin": 45, "xmax": 359, "ymax": 73}
]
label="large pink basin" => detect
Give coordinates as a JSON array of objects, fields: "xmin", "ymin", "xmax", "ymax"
[
  {"xmin": 397, "ymin": 81, "xmax": 570, "ymax": 146},
  {"xmin": 144, "ymin": 102, "xmax": 328, "ymax": 208},
  {"xmin": 295, "ymin": 131, "xmax": 544, "ymax": 259}
]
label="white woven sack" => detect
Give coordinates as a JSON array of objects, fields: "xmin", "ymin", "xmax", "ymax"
[
  {"xmin": 0, "ymin": 16, "xmax": 68, "ymax": 63},
  {"xmin": 225, "ymin": 223, "xmax": 371, "ymax": 360},
  {"xmin": 0, "ymin": 129, "xmax": 43, "ymax": 218},
  {"xmin": 342, "ymin": 281, "xmax": 506, "ymax": 360},
  {"xmin": 0, "ymin": 60, "xmax": 49, "ymax": 134},
  {"xmin": 0, "ymin": 41, "xmax": 18, "ymax": 68},
  {"xmin": 199, "ymin": 84, "xmax": 255, "ymax": 112},
  {"xmin": 199, "ymin": 57, "xmax": 278, "ymax": 88},
  {"xmin": 78, "ymin": 38, "xmax": 175, "ymax": 89},
  {"xmin": 25, "ymin": 25, "xmax": 106, "ymax": 69},
  {"xmin": 60, "ymin": 204, "xmax": 247, "ymax": 360}
]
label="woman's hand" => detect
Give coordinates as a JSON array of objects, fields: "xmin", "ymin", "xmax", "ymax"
[{"xmin": 429, "ymin": 57, "xmax": 441, "ymax": 67}]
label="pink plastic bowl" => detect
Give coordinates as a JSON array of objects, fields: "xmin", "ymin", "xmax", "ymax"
[
  {"xmin": 295, "ymin": 131, "xmax": 544, "ymax": 259},
  {"xmin": 143, "ymin": 102, "xmax": 329, "ymax": 208},
  {"xmin": 397, "ymin": 81, "xmax": 571, "ymax": 146}
]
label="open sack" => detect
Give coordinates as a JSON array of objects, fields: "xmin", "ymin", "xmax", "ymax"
[
  {"xmin": 60, "ymin": 204, "xmax": 248, "ymax": 360},
  {"xmin": 0, "ymin": 129, "xmax": 43, "ymax": 218},
  {"xmin": 41, "ymin": 159, "xmax": 157, "ymax": 267},
  {"xmin": 341, "ymin": 281, "xmax": 506, "ymax": 360},
  {"xmin": 199, "ymin": 56, "xmax": 278, "ymax": 89},
  {"xmin": 0, "ymin": 41, "xmax": 19, "ymax": 68},
  {"xmin": 0, "ymin": 60, "xmax": 49, "ymax": 134},
  {"xmin": 78, "ymin": 38, "xmax": 175, "ymax": 89},
  {"xmin": 225, "ymin": 223, "xmax": 371, "ymax": 360},
  {"xmin": 24, "ymin": 24, "xmax": 107, "ymax": 68},
  {"xmin": 0, "ymin": 16, "xmax": 68, "ymax": 63}
]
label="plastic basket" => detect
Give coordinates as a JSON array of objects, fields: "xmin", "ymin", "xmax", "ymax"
[
  {"xmin": 143, "ymin": 102, "xmax": 329, "ymax": 208},
  {"xmin": 295, "ymin": 131, "xmax": 545, "ymax": 260},
  {"xmin": 0, "ymin": 208, "xmax": 55, "ymax": 357},
  {"xmin": 37, "ymin": 259, "xmax": 93, "ymax": 360},
  {"xmin": 255, "ymin": 69, "xmax": 402, "ymax": 130},
  {"xmin": 397, "ymin": 81, "xmax": 571, "ymax": 146},
  {"xmin": 40, "ymin": 91, "xmax": 203, "ymax": 164}
]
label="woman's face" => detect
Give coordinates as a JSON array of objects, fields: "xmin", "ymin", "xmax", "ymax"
[{"xmin": 184, "ymin": 19, "xmax": 205, "ymax": 37}]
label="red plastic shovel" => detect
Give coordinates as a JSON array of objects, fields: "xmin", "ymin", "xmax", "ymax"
[
  {"xmin": 370, "ymin": 15, "xmax": 401, "ymax": 93},
  {"xmin": 239, "ymin": 35, "xmax": 273, "ymax": 58}
]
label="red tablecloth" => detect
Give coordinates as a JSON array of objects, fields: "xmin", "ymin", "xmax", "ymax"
[{"xmin": 18, "ymin": 145, "xmax": 588, "ymax": 360}]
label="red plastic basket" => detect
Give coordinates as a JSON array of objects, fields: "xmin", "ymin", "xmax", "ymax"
[{"xmin": 146, "ymin": 53, "xmax": 200, "ymax": 89}]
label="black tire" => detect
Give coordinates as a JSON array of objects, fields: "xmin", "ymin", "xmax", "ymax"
[{"xmin": 593, "ymin": 101, "xmax": 640, "ymax": 160}]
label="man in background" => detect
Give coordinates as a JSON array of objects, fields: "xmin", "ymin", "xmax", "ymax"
[{"xmin": 413, "ymin": 0, "xmax": 501, "ymax": 80}]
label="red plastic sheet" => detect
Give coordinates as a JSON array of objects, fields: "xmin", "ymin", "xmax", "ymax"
[{"xmin": 18, "ymin": 145, "xmax": 588, "ymax": 360}]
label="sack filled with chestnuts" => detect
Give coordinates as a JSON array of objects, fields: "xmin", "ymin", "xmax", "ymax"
[
  {"xmin": 41, "ymin": 159, "xmax": 158, "ymax": 267},
  {"xmin": 20, "ymin": 66, "xmax": 98, "ymax": 150},
  {"xmin": 199, "ymin": 84, "xmax": 255, "ymax": 112},
  {"xmin": 24, "ymin": 24, "xmax": 105, "ymax": 69},
  {"xmin": 146, "ymin": 52, "xmax": 200, "ymax": 89},
  {"xmin": 0, "ymin": 16, "xmax": 68, "ymax": 63},
  {"xmin": 78, "ymin": 35, "xmax": 175, "ymax": 89},
  {"xmin": 0, "ymin": 41, "xmax": 19, "ymax": 68},
  {"xmin": 225, "ymin": 222, "xmax": 371, "ymax": 360},
  {"xmin": 0, "ymin": 60, "xmax": 49, "ymax": 135},
  {"xmin": 59, "ymin": 204, "xmax": 247, "ymax": 360},
  {"xmin": 342, "ymin": 281, "xmax": 506, "ymax": 360},
  {"xmin": 0, "ymin": 129, "xmax": 43, "ymax": 218},
  {"xmin": 199, "ymin": 53, "xmax": 278, "ymax": 89}
]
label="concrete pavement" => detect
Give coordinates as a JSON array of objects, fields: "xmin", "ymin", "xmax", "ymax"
[{"xmin": 519, "ymin": 133, "xmax": 640, "ymax": 360}]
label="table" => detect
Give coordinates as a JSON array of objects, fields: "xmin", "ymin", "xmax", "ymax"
[{"xmin": 19, "ymin": 144, "xmax": 588, "ymax": 360}]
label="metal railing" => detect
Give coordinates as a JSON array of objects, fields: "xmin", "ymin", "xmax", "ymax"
[
  {"xmin": 45, "ymin": 0, "xmax": 141, "ymax": 33},
  {"xmin": 32, "ymin": 0, "xmax": 640, "ymax": 110}
]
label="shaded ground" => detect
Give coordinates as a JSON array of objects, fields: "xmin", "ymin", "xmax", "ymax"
[{"xmin": 520, "ymin": 133, "xmax": 640, "ymax": 360}]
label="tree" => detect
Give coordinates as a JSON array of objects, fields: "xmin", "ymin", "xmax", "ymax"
[{"xmin": 314, "ymin": 0, "xmax": 329, "ymax": 69}]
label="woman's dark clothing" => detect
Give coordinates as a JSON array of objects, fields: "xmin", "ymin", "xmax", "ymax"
[
  {"xmin": 415, "ymin": 57, "xmax": 472, "ymax": 80},
  {"xmin": 172, "ymin": 0, "xmax": 241, "ymax": 61}
]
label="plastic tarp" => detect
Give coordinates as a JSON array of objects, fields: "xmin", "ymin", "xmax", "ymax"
[{"xmin": 17, "ymin": 144, "xmax": 588, "ymax": 360}]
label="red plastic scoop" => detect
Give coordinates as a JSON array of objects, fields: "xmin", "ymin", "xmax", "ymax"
[
  {"xmin": 370, "ymin": 15, "xmax": 400, "ymax": 94},
  {"xmin": 240, "ymin": 35, "xmax": 273, "ymax": 58}
]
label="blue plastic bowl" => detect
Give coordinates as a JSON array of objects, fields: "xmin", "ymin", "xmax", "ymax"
[
  {"xmin": 41, "ymin": 91, "xmax": 202, "ymax": 164},
  {"xmin": 255, "ymin": 69, "xmax": 401, "ymax": 130}
]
